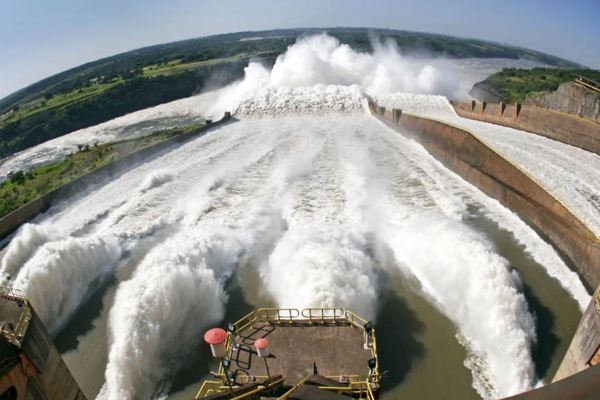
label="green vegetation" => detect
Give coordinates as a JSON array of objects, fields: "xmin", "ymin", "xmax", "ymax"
[
  {"xmin": 476, "ymin": 68, "xmax": 600, "ymax": 103},
  {"xmin": 0, "ymin": 28, "xmax": 584, "ymax": 159},
  {"xmin": 142, "ymin": 53, "xmax": 254, "ymax": 77},
  {"xmin": 0, "ymin": 122, "xmax": 204, "ymax": 218},
  {"xmin": 0, "ymin": 65, "xmax": 245, "ymax": 158},
  {"xmin": 0, "ymin": 78, "xmax": 123, "ymax": 127}
]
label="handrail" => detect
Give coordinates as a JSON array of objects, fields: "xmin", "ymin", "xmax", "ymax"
[
  {"xmin": 233, "ymin": 310, "xmax": 257, "ymax": 334},
  {"xmin": 370, "ymin": 328, "xmax": 380, "ymax": 382},
  {"xmin": 301, "ymin": 308, "xmax": 345, "ymax": 323},
  {"xmin": 230, "ymin": 375, "xmax": 285, "ymax": 400},
  {"xmin": 255, "ymin": 308, "xmax": 300, "ymax": 324},
  {"xmin": 344, "ymin": 310, "xmax": 368, "ymax": 328},
  {"xmin": 233, "ymin": 308, "xmax": 373, "ymax": 332},
  {"xmin": 317, "ymin": 380, "xmax": 376, "ymax": 400},
  {"xmin": 195, "ymin": 380, "xmax": 223, "ymax": 399},
  {"xmin": 277, "ymin": 375, "xmax": 309, "ymax": 399}
]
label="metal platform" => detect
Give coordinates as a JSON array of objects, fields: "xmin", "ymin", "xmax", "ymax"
[
  {"xmin": 232, "ymin": 320, "xmax": 371, "ymax": 384},
  {"xmin": 195, "ymin": 308, "xmax": 379, "ymax": 399},
  {"xmin": 0, "ymin": 287, "xmax": 31, "ymax": 348}
]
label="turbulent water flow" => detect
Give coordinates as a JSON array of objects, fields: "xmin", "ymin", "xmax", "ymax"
[
  {"xmin": 0, "ymin": 34, "xmax": 592, "ymax": 400},
  {"xmin": 0, "ymin": 95, "xmax": 211, "ymax": 181},
  {"xmin": 376, "ymin": 93, "xmax": 600, "ymax": 238},
  {"xmin": 0, "ymin": 109, "xmax": 588, "ymax": 399}
]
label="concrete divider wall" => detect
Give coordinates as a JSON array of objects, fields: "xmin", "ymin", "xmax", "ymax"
[
  {"xmin": 452, "ymin": 100, "xmax": 600, "ymax": 155},
  {"xmin": 0, "ymin": 113, "xmax": 232, "ymax": 240},
  {"xmin": 370, "ymin": 101, "xmax": 600, "ymax": 386},
  {"xmin": 369, "ymin": 102, "xmax": 600, "ymax": 290},
  {"xmin": 552, "ymin": 291, "xmax": 600, "ymax": 382},
  {"xmin": 23, "ymin": 308, "xmax": 87, "ymax": 399}
]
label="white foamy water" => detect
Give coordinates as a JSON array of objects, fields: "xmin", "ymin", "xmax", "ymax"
[
  {"xmin": 0, "ymin": 35, "xmax": 542, "ymax": 179},
  {"xmin": 377, "ymin": 93, "xmax": 600, "ymax": 239},
  {"xmin": 0, "ymin": 34, "xmax": 589, "ymax": 400},
  {"xmin": 3, "ymin": 110, "xmax": 582, "ymax": 399},
  {"xmin": 0, "ymin": 94, "xmax": 214, "ymax": 180}
]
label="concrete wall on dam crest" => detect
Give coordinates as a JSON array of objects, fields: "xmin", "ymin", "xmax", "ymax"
[
  {"xmin": 368, "ymin": 102, "xmax": 600, "ymax": 392},
  {"xmin": 452, "ymin": 100, "xmax": 600, "ymax": 156},
  {"xmin": 369, "ymin": 102, "xmax": 600, "ymax": 290}
]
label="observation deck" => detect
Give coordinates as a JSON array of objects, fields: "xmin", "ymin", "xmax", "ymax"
[{"xmin": 196, "ymin": 308, "xmax": 380, "ymax": 400}]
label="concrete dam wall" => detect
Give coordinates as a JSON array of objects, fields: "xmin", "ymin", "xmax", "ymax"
[
  {"xmin": 525, "ymin": 81, "xmax": 600, "ymax": 123},
  {"xmin": 452, "ymin": 100, "xmax": 600, "ymax": 156},
  {"xmin": 0, "ymin": 113, "xmax": 232, "ymax": 241},
  {"xmin": 368, "ymin": 101, "xmax": 600, "ymax": 394},
  {"xmin": 553, "ymin": 289, "xmax": 600, "ymax": 381},
  {"xmin": 0, "ymin": 288, "xmax": 86, "ymax": 400},
  {"xmin": 369, "ymin": 102, "xmax": 600, "ymax": 290}
]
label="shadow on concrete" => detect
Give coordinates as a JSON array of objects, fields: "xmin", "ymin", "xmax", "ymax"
[
  {"xmin": 375, "ymin": 286, "xmax": 426, "ymax": 394},
  {"xmin": 239, "ymin": 324, "xmax": 276, "ymax": 345},
  {"xmin": 522, "ymin": 282, "xmax": 560, "ymax": 379},
  {"xmin": 53, "ymin": 273, "xmax": 116, "ymax": 353}
]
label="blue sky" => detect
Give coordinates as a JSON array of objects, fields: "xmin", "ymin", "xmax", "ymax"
[{"xmin": 1, "ymin": 0, "xmax": 599, "ymax": 99}]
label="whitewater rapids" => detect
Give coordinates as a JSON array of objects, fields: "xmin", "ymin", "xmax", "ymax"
[
  {"xmin": 0, "ymin": 106, "xmax": 588, "ymax": 399},
  {"xmin": 376, "ymin": 93, "xmax": 600, "ymax": 237},
  {"xmin": 0, "ymin": 33, "xmax": 591, "ymax": 400}
]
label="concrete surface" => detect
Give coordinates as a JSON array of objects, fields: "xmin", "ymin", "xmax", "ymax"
[
  {"xmin": 231, "ymin": 321, "xmax": 371, "ymax": 385},
  {"xmin": 452, "ymin": 100, "xmax": 600, "ymax": 155},
  {"xmin": 370, "ymin": 102, "xmax": 600, "ymax": 290}
]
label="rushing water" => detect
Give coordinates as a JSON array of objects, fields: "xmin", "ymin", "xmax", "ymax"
[
  {"xmin": 1, "ymin": 109, "xmax": 586, "ymax": 400},
  {"xmin": 0, "ymin": 34, "xmax": 591, "ymax": 400}
]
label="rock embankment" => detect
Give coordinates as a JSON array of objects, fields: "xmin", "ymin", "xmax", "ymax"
[{"xmin": 524, "ymin": 81, "xmax": 600, "ymax": 122}]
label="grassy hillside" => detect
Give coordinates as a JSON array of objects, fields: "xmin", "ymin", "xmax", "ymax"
[
  {"xmin": 475, "ymin": 68, "xmax": 600, "ymax": 103},
  {"xmin": 0, "ymin": 28, "xmax": 584, "ymax": 158},
  {"xmin": 0, "ymin": 121, "xmax": 204, "ymax": 218},
  {"xmin": 0, "ymin": 61, "xmax": 250, "ymax": 158}
]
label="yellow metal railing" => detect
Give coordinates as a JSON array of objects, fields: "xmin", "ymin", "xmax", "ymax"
[
  {"xmin": 233, "ymin": 310, "xmax": 258, "ymax": 333},
  {"xmin": 256, "ymin": 308, "xmax": 300, "ymax": 324},
  {"xmin": 277, "ymin": 376, "xmax": 309, "ymax": 399},
  {"xmin": 301, "ymin": 307, "xmax": 344, "ymax": 323},
  {"xmin": 0, "ymin": 286, "xmax": 32, "ymax": 348},
  {"xmin": 317, "ymin": 381, "xmax": 377, "ymax": 400},
  {"xmin": 196, "ymin": 307, "xmax": 381, "ymax": 398},
  {"xmin": 195, "ymin": 380, "xmax": 224, "ymax": 399},
  {"xmin": 230, "ymin": 376, "xmax": 285, "ymax": 400}
]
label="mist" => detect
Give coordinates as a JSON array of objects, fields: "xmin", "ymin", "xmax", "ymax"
[{"xmin": 208, "ymin": 33, "xmax": 459, "ymax": 117}]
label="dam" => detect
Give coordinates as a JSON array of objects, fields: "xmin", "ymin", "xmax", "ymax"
[
  {"xmin": 1, "ymin": 36, "xmax": 600, "ymax": 399},
  {"xmin": 1, "ymin": 90, "xmax": 598, "ymax": 399}
]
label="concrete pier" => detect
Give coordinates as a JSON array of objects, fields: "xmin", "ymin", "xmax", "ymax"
[
  {"xmin": 553, "ymin": 290, "xmax": 600, "ymax": 381},
  {"xmin": 0, "ymin": 287, "xmax": 86, "ymax": 400},
  {"xmin": 452, "ymin": 100, "xmax": 600, "ymax": 156},
  {"xmin": 369, "ymin": 101, "xmax": 600, "ymax": 290}
]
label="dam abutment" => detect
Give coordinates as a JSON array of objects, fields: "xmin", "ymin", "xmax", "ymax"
[
  {"xmin": 452, "ymin": 100, "xmax": 600, "ymax": 156},
  {"xmin": 368, "ymin": 102, "xmax": 600, "ymax": 290},
  {"xmin": 0, "ymin": 287, "xmax": 86, "ymax": 400},
  {"xmin": 368, "ymin": 101, "xmax": 600, "ymax": 389}
]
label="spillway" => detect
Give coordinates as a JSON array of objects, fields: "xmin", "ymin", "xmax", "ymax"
[
  {"xmin": 376, "ymin": 93, "xmax": 600, "ymax": 237},
  {"xmin": 0, "ymin": 101, "xmax": 587, "ymax": 400}
]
